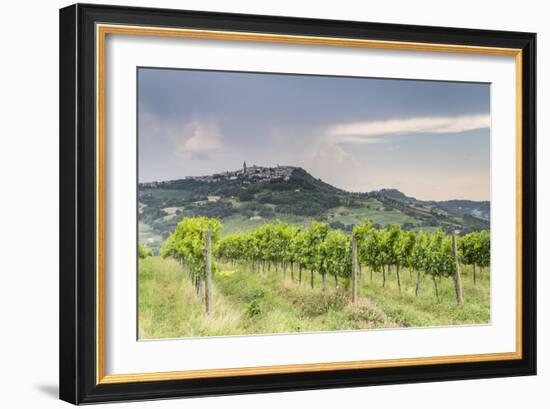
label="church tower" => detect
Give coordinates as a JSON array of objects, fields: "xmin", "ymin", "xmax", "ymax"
[{"xmin": 243, "ymin": 161, "xmax": 247, "ymax": 174}]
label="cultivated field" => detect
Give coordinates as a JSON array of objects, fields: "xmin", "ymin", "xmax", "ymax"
[{"xmin": 138, "ymin": 255, "xmax": 490, "ymax": 339}]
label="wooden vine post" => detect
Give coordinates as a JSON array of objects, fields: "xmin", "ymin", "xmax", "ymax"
[
  {"xmin": 351, "ymin": 233, "xmax": 358, "ymax": 303},
  {"xmin": 452, "ymin": 231, "xmax": 464, "ymax": 305},
  {"xmin": 205, "ymin": 229, "xmax": 213, "ymax": 314}
]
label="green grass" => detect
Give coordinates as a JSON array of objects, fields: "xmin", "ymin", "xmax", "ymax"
[
  {"xmin": 357, "ymin": 265, "xmax": 490, "ymax": 327},
  {"xmin": 139, "ymin": 257, "xmax": 246, "ymax": 338},
  {"xmin": 219, "ymin": 205, "xmax": 418, "ymax": 236},
  {"xmin": 327, "ymin": 206, "xmax": 416, "ymax": 227},
  {"xmin": 139, "ymin": 257, "xmax": 489, "ymax": 339},
  {"xmin": 221, "ymin": 214, "xmax": 313, "ymax": 235}
]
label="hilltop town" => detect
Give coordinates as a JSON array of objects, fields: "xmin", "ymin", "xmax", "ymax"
[
  {"xmin": 186, "ymin": 162, "xmax": 296, "ymax": 183},
  {"xmin": 141, "ymin": 162, "xmax": 297, "ymax": 188}
]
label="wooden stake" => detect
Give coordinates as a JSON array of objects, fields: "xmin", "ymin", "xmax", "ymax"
[
  {"xmin": 452, "ymin": 232, "xmax": 464, "ymax": 305},
  {"xmin": 205, "ymin": 229, "xmax": 213, "ymax": 314},
  {"xmin": 352, "ymin": 233, "xmax": 358, "ymax": 303},
  {"xmin": 396, "ymin": 263, "xmax": 402, "ymax": 292},
  {"xmin": 432, "ymin": 276, "xmax": 440, "ymax": 302}
]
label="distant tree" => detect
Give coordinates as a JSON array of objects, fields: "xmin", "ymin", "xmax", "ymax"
[
  {"xmin": 330, "ymin": 221, "xmax": 346, "ymax": 231},
  {"xmin": 237, "ymin": 189, "xmax": 254, "ymax": 202}
]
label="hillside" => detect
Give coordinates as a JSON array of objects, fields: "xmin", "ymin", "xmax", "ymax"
[{"xmin": 139, "ymin": 165, "xmax": 490, "ymax": 251}]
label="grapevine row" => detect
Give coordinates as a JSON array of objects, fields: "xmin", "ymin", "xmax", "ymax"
[{"xmin": 153, "ymin": 217, "xmax": 490, "ymax": 312}]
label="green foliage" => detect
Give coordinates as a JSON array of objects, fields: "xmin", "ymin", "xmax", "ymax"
[
  {"xmin": 138, "ymin": 243, "xmax": 153, "ymax": 259},
  {"xmin": 411, "ymin": 232, "xmax": 430, "ymax": 273},
  {"xmin": 302, "ymin": 221, "xmax": 330, "ymax": 273},
  {"xmin": 290, "ymin": 228, "xmax": 308, "ymax": 269},
  {"xmin": 160, "ymin": 216, "xmax": 490, "ymax": 304},
  {"xmin": 160, "ymin": 217, "xmax": 222, "ymax": 277},
  {"xmin": 459, "ymin": 230, "xmax": 490, "ymax": 269},
  {"xmin": 425, "ymin": 230, "xmax": 455, "ymax": 279},
  {"xmin": 322, "ymin": 230, "xmax": 352, "ymax": 280},
  {"xmin": 391, "ymin": 228, "xmax": 416, "ymax": 269},
  {"xmin": 363, "ymin": 228, "xmax": 385, "ymax": 273},
  {"xmin": 244, "ymin": 288, "xmax": 266, "ymax": 318}
]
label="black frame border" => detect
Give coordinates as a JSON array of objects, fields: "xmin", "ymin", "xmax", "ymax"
[{"xmin": 59, "ymin": 3, "xmax": 536, "ymax": 404}]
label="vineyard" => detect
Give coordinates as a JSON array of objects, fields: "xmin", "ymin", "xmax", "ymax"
[{"xmin": 139, "ymin": 217, "xmax": 490, "ymax": 338}]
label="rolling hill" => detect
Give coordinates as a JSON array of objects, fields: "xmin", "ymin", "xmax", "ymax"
[{"xmin": 139, "ymin": 165, "xmax": 490, "ymax": 251}]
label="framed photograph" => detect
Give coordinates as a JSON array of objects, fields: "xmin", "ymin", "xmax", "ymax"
[{"xmin": 59, "ymin": 3, "xmax": 536, "ymax": 404}]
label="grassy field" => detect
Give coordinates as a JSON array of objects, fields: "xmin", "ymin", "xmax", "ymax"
[
  {"xmin": 220, "ymin": 214, "xmax": 313, "ymax": 235},
  {"xmin": 327, "ymin": 206, "xmax": 417, "ymax": 227},
  {"xmin": 138, "ymin": 256, "xmax": 490, "ymax": 339}
]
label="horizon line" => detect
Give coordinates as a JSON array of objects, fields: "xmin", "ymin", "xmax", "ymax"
[{"xmin": 138, "ymin": 164, "xmax": 490, "ymax": 203}]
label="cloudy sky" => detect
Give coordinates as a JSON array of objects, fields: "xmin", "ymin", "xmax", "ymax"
[{"xmin": 138, "ymin": 68, "xmax": 490, "ymax": 201}]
